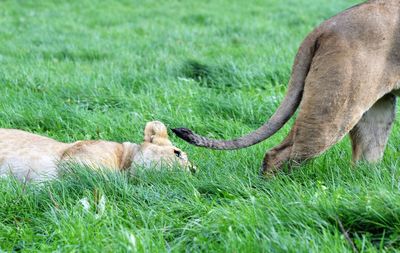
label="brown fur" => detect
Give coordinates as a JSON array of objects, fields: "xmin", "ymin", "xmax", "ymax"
[
  {"xmin": 0, "ymin": 121, "xmax": 193, "ymax": 182},
  {"xmin": 173, "ymin": 0, "xmax": 400, "ymax": 175}
]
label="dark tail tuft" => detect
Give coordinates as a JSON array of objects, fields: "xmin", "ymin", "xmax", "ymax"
[{"xmin": 171, "ymin": 128, "xmax": 197, "ymax": 144}]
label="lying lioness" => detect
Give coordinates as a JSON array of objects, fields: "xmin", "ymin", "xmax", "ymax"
[
  {"xmin": 173, "ymin": 0, "xmax": 400, "ymax": 175},
  {"xmin": 0, "ymin": 121, "xmax": 193, "ymax": 182}
]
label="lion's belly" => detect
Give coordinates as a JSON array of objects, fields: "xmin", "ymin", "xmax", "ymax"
[{"xmin": 0, "ymin": 155, "xmax": 59, "ymax": 182}]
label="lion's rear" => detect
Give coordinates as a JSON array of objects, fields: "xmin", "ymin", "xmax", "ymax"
[{"xmin": 0, "ymin": 129, "xmax": 69, "ymax": 182}]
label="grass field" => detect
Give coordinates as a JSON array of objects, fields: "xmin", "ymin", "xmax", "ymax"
[{"xmin": 3, "ymin": 0, "xmax": 400, "ymax": 252}]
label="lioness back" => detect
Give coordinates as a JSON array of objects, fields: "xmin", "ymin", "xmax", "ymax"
[
  {"xmin": 0, "ymin": 129, "xmax": 71, "ymax": 181},
  {"xmin": 61, "ymin": 140, "xmax": 125, "ymax": 170},
  {"xmin": 0, "ymin": 121, "xmax": 194, "ymax": 182},
  {"xmin": 0, "ymin": 129, "xmax": 125, "ymax": 181}
]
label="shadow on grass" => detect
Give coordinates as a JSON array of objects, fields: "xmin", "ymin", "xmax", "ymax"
[
  {"xmin": 41, "ymin": 48, "xmax": 110, "ymax": 62},
  {"xmin": 180, "ymin": 59, "xmax": 283, "ymax": 91}
]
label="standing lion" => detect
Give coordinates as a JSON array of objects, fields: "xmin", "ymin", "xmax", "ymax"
[{"xmin": 173, "ymin": 0, "xmax": 400, "ymax": 175}]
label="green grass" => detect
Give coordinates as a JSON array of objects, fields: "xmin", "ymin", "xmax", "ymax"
[{"xmin": 2, "ymin": 0, "xmax": 400, "ymax": 252}]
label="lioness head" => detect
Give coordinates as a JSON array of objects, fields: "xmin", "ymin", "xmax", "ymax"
[{"xmin": 129, "ymin": 121, "xmax": 195, "ymax": 172}]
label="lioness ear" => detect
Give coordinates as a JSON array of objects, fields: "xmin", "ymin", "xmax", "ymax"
[{"xmin": 144, "ymin": 121, "xmax": 169, "ymax": 143}]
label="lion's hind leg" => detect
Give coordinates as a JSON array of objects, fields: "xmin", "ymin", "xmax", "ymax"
[
  {"xmin": 349, "ymin": 94, "xmax": 396, "ymax": 163},
  {"xmin": 260, "ymin": 131, "xmax": 294, "ymax": 175}
]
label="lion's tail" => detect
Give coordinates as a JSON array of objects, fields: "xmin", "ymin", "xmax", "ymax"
[{"xmin": 172, "ymin": 32, "xmax": 319, "ymax": 150}]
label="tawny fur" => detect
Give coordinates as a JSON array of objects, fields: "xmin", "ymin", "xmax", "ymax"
[
  {"xmin": 143, "ymin": 121, "xmax": 173, "ymax": 146},
  {"xmin": 173, "ymin": 0, "xmax": 400, "ymax": 175},
  {"xmin": 0, "ymin": 121, "xmax": 193, "ymax": 182}
]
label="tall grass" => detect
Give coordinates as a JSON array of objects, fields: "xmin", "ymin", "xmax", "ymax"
[{"xmin": 2, "ymin": 0, "xmax": 399, "ymax": 252}]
